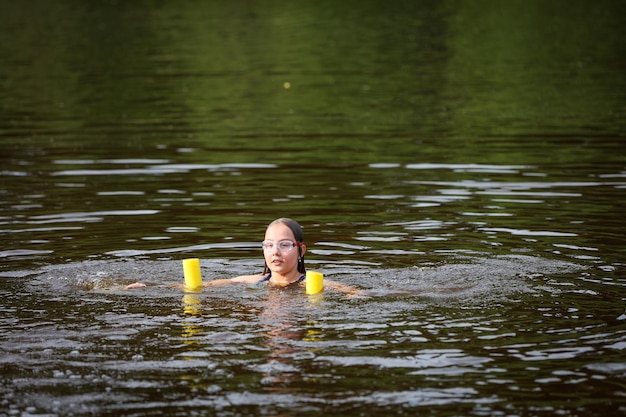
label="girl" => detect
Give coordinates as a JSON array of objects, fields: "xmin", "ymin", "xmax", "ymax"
[
  {"xmin": 126, "ymin": 218, "xmax": 362, "ymax": 296},
  {"xmin": 205, "ymin": 217, "xmax": 307, "ymax": 287}
]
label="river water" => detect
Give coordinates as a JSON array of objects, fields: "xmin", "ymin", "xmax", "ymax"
[{"xmin": 1, "ymin": 1, "xmax": 626, "ymax": 416}]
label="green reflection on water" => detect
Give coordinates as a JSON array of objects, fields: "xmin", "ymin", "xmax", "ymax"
[
  {"xmin": 1, "ymin": 1, "xmax": 624, "ymax": 163},
  {"xmin": 446, "ymin": 2, "xmax": 626, "ymax": 136}
]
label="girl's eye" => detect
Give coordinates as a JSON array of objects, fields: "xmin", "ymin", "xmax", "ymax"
[{"xmin": 278, "ymin": 241, "xmax": 294, "ymax": 251}]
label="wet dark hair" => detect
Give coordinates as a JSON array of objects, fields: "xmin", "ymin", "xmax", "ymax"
[{"xmin": 262, "ymin": 218, "xmax": 306, "ymax": 275}]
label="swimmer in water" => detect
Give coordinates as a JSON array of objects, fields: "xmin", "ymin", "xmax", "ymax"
[{"xmin": 126, "ymin": 217, "xmax": 363, "ymax": 296}]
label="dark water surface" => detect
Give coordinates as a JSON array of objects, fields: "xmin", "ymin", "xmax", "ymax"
[{"xmin": 1, "ymin": 1, "xmax": 626, "ymax": 416}]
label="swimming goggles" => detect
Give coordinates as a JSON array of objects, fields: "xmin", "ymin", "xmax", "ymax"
[{"xmin": 261, "ymin": 240, "xmax": 302, "ymax": 252}]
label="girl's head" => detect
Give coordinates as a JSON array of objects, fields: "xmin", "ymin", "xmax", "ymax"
[{"xmin": 262, "ymin": 218, "xmax": 306, "ymax": 275}]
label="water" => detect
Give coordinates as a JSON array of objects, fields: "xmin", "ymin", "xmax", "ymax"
[{"xmin": 1, "ymin": 1, "xmax": 626, "ymax": 416}]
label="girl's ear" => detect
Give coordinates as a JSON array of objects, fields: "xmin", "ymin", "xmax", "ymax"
[{"xmin": 299, "ymin": 243, "xmax": 307, "ymax": 256}]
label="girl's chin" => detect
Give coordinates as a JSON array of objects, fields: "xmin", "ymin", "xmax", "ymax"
[{"xmin": 269, "ymin": 264, "xmax": 293, "ymax": 274}]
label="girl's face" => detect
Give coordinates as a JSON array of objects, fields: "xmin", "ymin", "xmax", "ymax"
[{"xmin": 263, "ymin": 223, "xmax": 305, "ymax": 277}]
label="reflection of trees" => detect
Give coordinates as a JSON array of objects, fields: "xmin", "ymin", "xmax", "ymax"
[
  {"xmin": 0, "ymin": 1, "xmax": 451, "ymax": 151},
  {"xmin": 1, "ymin": 1, "xmax": 623, "ymax": 150},
  {"xmin": 444, "ymin": 1, "xmax": 626, "ymax": 139},
  {"xmin": 1, "ymin": 2, "xmax": 171, "ymax": 134}
]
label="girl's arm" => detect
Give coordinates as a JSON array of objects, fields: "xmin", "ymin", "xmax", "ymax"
[
  {"xmin": 204, "ymin": 274, "xmax": 265, "ymax": 286},
  {"xmin": 124, "ymin": 273, "xmax": 265, "ymax": 289}
]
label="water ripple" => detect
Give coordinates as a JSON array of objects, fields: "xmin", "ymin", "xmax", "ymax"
[{"xmin": 51, "ymin": 163, "xmax": 277, "ymax": 176}]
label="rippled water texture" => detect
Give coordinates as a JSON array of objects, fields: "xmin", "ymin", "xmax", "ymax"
[{"xmin": 1, "ymin": 1, "xmax": 626, "ymax": 416}]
